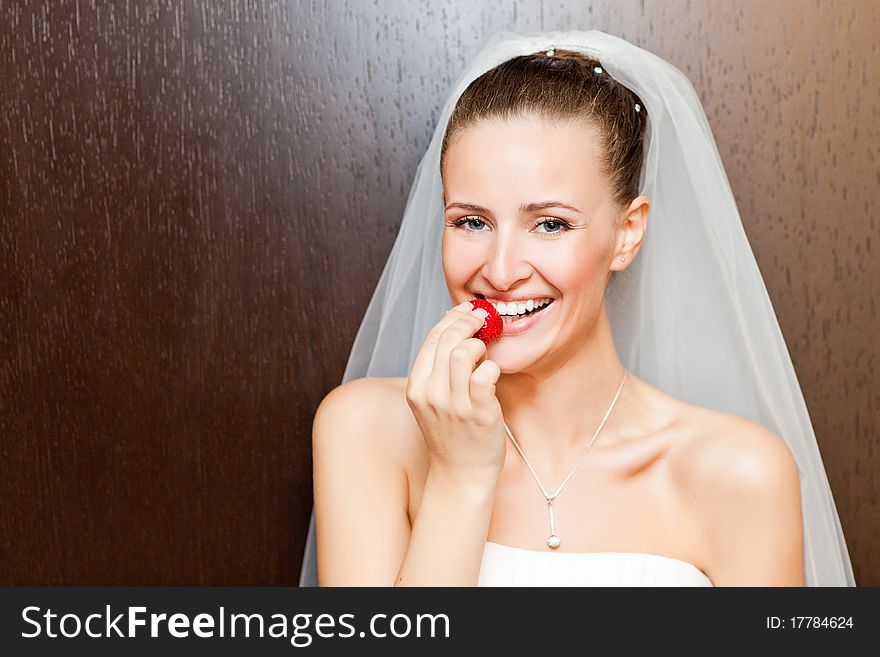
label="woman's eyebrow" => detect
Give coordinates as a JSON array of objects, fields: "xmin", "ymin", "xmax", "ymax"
[
  {"xmin": 520, "ymin": 200, "xmax": 582, "ymax": 214},
  {"xmin": 444, "ymin": 200, "xmax": 582, "ymax": 214}
]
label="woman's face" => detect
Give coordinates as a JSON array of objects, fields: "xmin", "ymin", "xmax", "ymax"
[{"xmin": 441, "ymin": 114, "xmax": 643, "ymax": 374}]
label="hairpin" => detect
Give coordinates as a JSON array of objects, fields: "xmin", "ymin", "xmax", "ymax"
[{"xmin": 541, "ymin": 47, "xmax": 641, "ymax": 114}]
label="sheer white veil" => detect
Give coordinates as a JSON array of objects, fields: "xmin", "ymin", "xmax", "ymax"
[{"xmin": 299, "ymin": 29, "xmax": 855, "ymax": 587}]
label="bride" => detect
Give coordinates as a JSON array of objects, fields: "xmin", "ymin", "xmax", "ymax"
[{"xmin": 302, "ymin": 31, "xmax": 855, "ymax": 587}]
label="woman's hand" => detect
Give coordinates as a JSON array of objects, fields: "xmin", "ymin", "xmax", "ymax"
[{"xmin": 405, "ymin": 302, "xmax": 506, "ymax": 487}]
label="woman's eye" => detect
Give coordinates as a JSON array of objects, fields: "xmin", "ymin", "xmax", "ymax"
[
  {"xmin": 536, "ymin": 219, "xmax": 570, "ymax": 234},
  {"xmin": 452, "ymin": 217, "xmax": 487, "ymax": 231}
]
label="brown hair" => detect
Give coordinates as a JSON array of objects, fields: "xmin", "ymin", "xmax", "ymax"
[{"xmin": 440, "ymin": 49, "xmax": 647, "ymax": 211}]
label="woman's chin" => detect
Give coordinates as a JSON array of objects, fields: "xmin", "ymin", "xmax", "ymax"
[
  {"xmin": 487, "ymin": 345, "xmax": 540, "ymax": 374},
  {"xmin": 486, "ymin": 327, "xmax": 566, "ymax": 374}
]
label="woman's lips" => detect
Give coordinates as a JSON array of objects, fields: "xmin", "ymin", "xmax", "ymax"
[{"xmin": 498, "ymin": 300, "xmax": 555, "ymax": 336}]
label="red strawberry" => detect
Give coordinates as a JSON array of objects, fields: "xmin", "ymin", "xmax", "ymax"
[{"xmin": 468, "ymin": 298, "xmax": 503, "ymax": 344}]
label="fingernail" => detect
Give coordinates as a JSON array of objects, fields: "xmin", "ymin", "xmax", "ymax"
[
  {"xmin": 453, "ymin": 301, "xmax": 472, "ymax": 312},
  {"xmin": 472, "ymin": 308, "xmax": 488, "ymax": 319}
]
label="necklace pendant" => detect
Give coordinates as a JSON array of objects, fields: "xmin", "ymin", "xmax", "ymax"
[{"xmin": 547, "ymin": 534, "xmax": 561, "ymax": 549}]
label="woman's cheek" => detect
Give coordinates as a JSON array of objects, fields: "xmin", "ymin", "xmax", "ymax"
[
  {"xmin": 543, "ymin": 249, "xmax": 599, "ymax": 287},
  {"xmin": 443, "ymin": 239, "xmax": 483, "ymax": 279}
]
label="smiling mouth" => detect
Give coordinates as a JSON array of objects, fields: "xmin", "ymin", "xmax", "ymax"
[
  {"xmin": 500, "ymin": 301, "xmax": 553, "ymax": 323},
  {"xmin": 475, "ymin": 294, "xmax": 555, "ymax": 323}
]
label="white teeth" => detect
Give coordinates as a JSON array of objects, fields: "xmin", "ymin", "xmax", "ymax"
[{"xmin": 490, "ymin": 298, "xmax": 551, "ymax": 316}]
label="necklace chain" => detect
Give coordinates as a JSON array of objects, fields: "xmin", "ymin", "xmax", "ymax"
[{"xmin": 501, "ymin": 370, "xmax": 629, "ymax": 549}]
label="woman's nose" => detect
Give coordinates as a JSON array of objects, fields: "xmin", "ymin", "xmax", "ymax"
[{"xmin": 481, "ymin": 234, "xmax": 532, "ymax": 290}]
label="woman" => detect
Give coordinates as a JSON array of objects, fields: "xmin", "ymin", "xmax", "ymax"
[{"xmin": 301, "ymin": 30, "xmax": 855, "ymax": 587}]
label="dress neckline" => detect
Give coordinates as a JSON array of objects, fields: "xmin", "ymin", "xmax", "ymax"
[{"xmin": 483, "ymin": 540, "xmax": 712, "ymax": 583}]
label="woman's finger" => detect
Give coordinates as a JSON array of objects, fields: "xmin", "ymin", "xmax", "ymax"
[
  {"xmin": 448, "ymin": 337, "xmax": 487, "ymax": 415},
  {"xmin": 427, "ymin": 310, "xmax": 487, "ymax": 397},
  {"xmin": 408, "ymin": 302, "xmax": 473, "ymax": 388},
  {"xmin": 470, "ymin": 358, "xmax": 502, "ymax": 416}
]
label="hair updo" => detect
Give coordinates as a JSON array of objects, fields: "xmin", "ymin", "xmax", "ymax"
[{"xmin": 440, "ymin": 49, "xmax": 648, "ymax": 212}]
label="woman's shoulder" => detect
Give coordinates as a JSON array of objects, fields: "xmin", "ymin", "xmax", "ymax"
[
  {"xmin": 317, "ymin": 376, "xmax": 411, "ymax": 414},
  {"xmin": 666, "ymin": 401, "xmax": 798, "ymax": 492},
  {"xmin": 313, "ymin": 376, "xmax": 419, "ymax": 454},
  {"xmin": 663, "ymin": 398, "xmax": 801, "ymax": 537},
  {"xmin": 629, "ymin": 377, "xmax": 795, "ymax": 479},
  {"xmin": 317, "ymin": 375, "xmax": 406, "ymax": 407},
  {"xmin": 659, "ymin": 397, "xmax": 804, "ymax": 584}
]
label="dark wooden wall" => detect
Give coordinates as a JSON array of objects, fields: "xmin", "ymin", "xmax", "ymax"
[{"xmin": 1, "ymin": 0, "xmax": 877, "ymax": 586}]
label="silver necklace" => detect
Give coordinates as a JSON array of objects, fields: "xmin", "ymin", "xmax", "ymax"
[{"xmin": 502, "ymin": 370, "xmax": 628, "ymax": 550}]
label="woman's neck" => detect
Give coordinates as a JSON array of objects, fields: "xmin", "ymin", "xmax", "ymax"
[{"xmin": 494, "ymin": 307, "xmax": 631, "ymax": 470}]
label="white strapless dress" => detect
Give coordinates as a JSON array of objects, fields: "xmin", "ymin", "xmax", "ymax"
[{"xmin": 478, "ymin": 541, "xmax": 713, "ymax": 587}]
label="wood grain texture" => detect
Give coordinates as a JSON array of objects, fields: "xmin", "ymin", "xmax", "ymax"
[{"xmin": 1, "ymin": 0, "xmax": 876, "ymax": 585}]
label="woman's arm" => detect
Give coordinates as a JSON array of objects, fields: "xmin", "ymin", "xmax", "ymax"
[
  {"xmin": 312, "ymin": 378, "xmax": 413, "ymax": 586},
  {"xmin": 394, "ymin": 464, "xmax": 497, "ymax": 586},
  {"xmin": 694, "ymin": 421, "xmax": 806, "ymax": 586},
  {"xmin": 312, "ymin": 376, "xmax": 499, "ymax": 586}
]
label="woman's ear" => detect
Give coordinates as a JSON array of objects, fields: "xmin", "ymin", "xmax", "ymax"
[{"xmin": 612, "ymin": 195, "xmax": 650, "ymax": 270}]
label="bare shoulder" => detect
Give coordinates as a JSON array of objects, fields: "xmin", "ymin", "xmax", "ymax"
[
  {"xmin": 316, "ymin": 375, "xmax": 400, "ymax": 416},
  {"xmin": 666, "ymin": 406, "xmax": 800, "ymax": 502},
  {"xmin": 628, "ymin": 378, "xmax": 798, "ymax": 488},
  {"xmin": 665, "ymin": 403, "xmax": 804, "ymax": 585},
  {"xmin": 316, "ymin": 376, "xmax": 406, "ymax": 434},
  {"xmin": 313, "ymin": 376, "xmax": 411, "ymax": 464}
]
